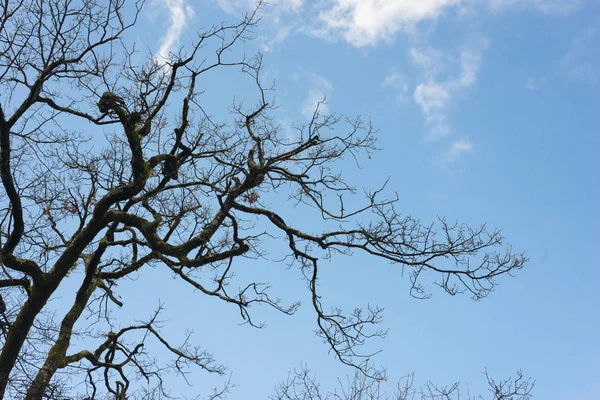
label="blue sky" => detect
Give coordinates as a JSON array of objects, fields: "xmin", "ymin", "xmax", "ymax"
[{"xmin": 122, "ymin": 0, "xmax": 600, "ymax": 398}]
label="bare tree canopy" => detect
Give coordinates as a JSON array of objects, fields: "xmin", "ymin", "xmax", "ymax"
[
  {"xmin": 0, "ymin": 0, "xmax": 526, "ymax": 398},
  {"xmin": 273, "ymin": 365, "xmax": 534, "ymax": 400}
]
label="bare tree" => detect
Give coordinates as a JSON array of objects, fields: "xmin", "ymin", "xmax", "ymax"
[
  {"xmin": 272, "ymin": 366, "xmax": 534, "ymax": 400},
  {"xmin": 0, "ymin": 0, "xmax": 527, "ymax": 398}
]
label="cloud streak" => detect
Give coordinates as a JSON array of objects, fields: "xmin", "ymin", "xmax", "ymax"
[
  {"xmin": 560, "ymin": 27, "xmax": 599, "ymax": 85},
  {"xmin": 382, "ymin": 68, "xmax": 410, "ymax": 102},
  {"xmin": 301, "ymin": 72, "xmax": 333, "ymax": 118},
  {"xmin": 156, "ymin": 0, "xmax": 194, "ymax": 61}
]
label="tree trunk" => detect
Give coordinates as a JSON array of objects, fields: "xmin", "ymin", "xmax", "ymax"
[
  {"xmin": 25, "ymin": 266, "xmax": 98, "ymax": 399},
  {"xmin": 0, "ymin": 288, "xmax": 50, "ymax": 397}
]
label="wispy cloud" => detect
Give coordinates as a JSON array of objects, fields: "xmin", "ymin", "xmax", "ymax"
[
  {"xmin": 216, "ymin": 0, "xmax": 248, "ymax": 14},
  {"xmin": 441, "ymin": 139, "xmax": 473, "ymax": 163},
  {"xmin": 414, "ymin": 82, "xmax": 452, "ymax": 139},
  {"xmin": 218, "ymin": 0, "xmax": 304, "ymax": 14},
  {"xmin": 214, "ymin": 0, "xmax": 579, "ymax": 51},
  {"xmin": 412, "ymin": 38, "xmax": 489, "ymax": 140},
  {"xmin": 409, "ymin": 47, "xmax": 444, "ymax": 77},
  {"xmin": 216, "ymin": 0, "xmax": 304, "ymax": 51},
  {"xmin": 300, "ymin": 72, "xmax": 333, "ymax": 118},
  {"xmin": 156, "ymin": 0, "xmax": 194, "ymax": 61},
  {"xmin": 488, "ymin": 0, "xmax": 582, "ymax": 14},
  {"xmin": 560, "ymin": 27, "xmax": 599, "ymax": 85},
  {"xmin": 217, "ymin": 0, "xmax": 580, "ymax": 50},
  {"xmin": 525, "ymin": 76, "xmax": 547, "ymax": 91},
  {"xmin": 382, "ymin": 68, "xmax": 410, "ymax": 102},
  {"xmin": 314, "ymin": 0, "xmax": 461, "ymax": 47}
]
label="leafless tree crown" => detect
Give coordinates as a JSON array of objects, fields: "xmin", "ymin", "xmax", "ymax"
[
  {"xmin": 0, "ymin": 0, "xmax": 527, "ymax": 398},
  {"xmin": 273, "ymin": 366, "xmax": 534, "ymax": 400}
]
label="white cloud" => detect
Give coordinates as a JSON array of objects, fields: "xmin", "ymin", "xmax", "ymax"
[
  {"xmin": 300, "ymin": 72, "xmax": 333, "ymax": 118},
  {"xmin": 457, "ymin": 46, "xmax": 483, "ymax": 86},
  {"xmin": 414, "ymin": 82, "xmax": 450, "ymax": 115},
  {"xmin": 442, "ymin": 139, "xmax": 473, "ymax": 163},
  {"xmin": 412, "ymin": 38, "xmax": 489, "ymax": 140},
  {"xmin": 560, "ymin": 27, "xmax": 599, "ymax": 85},
  {"xmin": 156, "ymin": 0, "xmax": 194, "ymax": 60},
  {"xmin": 217, "ymin": 0, "xmax": 580, "ymax": 49},
  {"xmin": 315, "ymin": 0, "xmax": 461, "ymax": 47}
]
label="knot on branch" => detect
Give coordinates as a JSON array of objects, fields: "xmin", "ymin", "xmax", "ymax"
[
  {"xmin": 129, "ymin": 112, "xmax": 151, "ymax": 137},
  {"xmin": 97, "ymin": 92, "xmax": 125, "ymax": 115},
  {"xmin": 247, "ymin": 148, "xmax": 258, "ymax": 170},
  {"xmin": 161, "ymin": 156, "xmax": 178, "ymax": 180},
  {"xmin": 243, "ymin": 147, "xmax": 264, "ymax": 187}
]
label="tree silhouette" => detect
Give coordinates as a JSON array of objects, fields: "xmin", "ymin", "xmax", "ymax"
[{"xmin": 0, "ymin": 1, "xmax": 526, "ymax": 398}]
